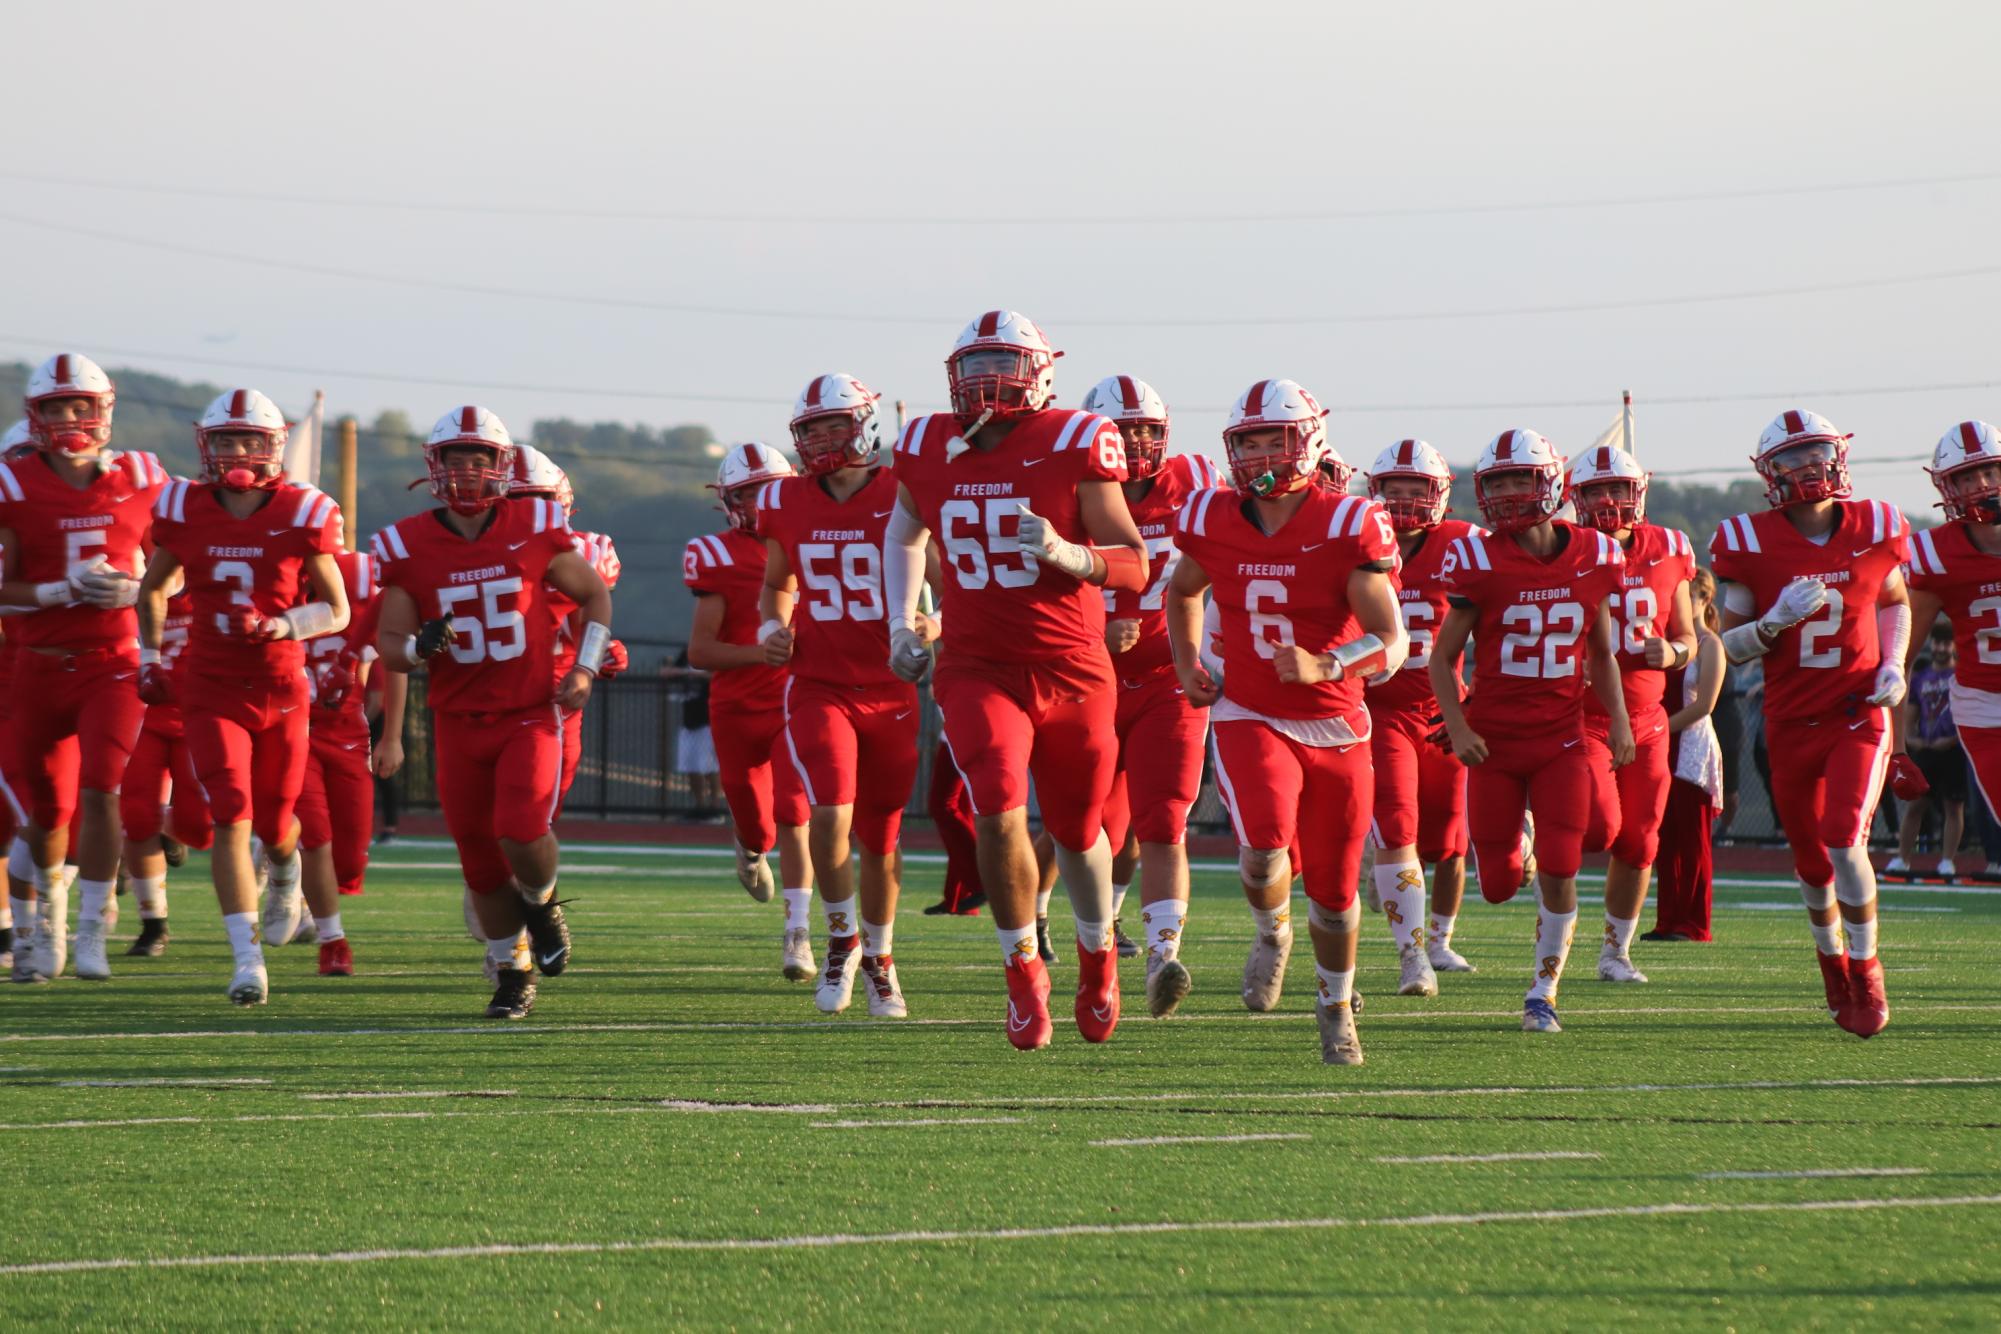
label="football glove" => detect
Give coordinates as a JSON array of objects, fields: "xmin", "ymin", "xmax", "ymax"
[
  {"xmin": 137, "ymin": 662, "xmax": 172, "ymax": 706},
  {"xmin": 1866, "ymin": 665, "xmax": 1907, "ymax": 708},
  {"xmin": 1759, "ymin": 577, "xmax": 1828, "ymax": 635},
  {"xmin": 1887, "ymin": 753, "xmax": 1930, "ymax": 801},
  {"xmin": 413, "ymin": 613, "xmax": 456, "ymax": 659},
  {"xmin": 888, "ymin": 626, "xmax": 932, "ymax": 684},
  {"xmin": 314, "ymin": 659, "xmax": 356, "ymax": 710},
  {"xmin": 1014, "ymin": 504, "xmax": 1095, "ymax": 580},
  {"xmin": 599, "ymin": 639, "xmax": 628, "ymax": 679},
  {"xmin": 72, "ymin": 562, "xmax": 137, "ymax": 609}
]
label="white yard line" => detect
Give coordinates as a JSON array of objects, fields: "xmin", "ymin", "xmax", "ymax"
[
  {"xmin": 1697, "ymin": 1167, "xmax": 1930, "ymax": 1181},
  {"xmin": 1375, "ymin": 1150, "xmax": 1603, "ymax": 1165},
  {"xmin": 57, "ymin": 1077, "xmax": 272, "ymax": 1088},
  {"xmin": 3, "ymin": 1194, "xmax": 1995, "ymax": 1276},
  {"xmin": 298, "ymin": 1091, "xmax": 515, "ymax": 1101},
  {"xmin": 1092, "ymin": 1133, "xmax": 1310, "ymax": 1148},
  {"xmin": 809, "ymin": 1117, "xmax": 1025, "ymax": 1129}
]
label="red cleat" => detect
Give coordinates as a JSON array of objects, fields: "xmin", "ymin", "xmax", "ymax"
[
  {"xmin": 1005, "ymin": 956, "xmax": 1052, "ymax": 1050},
  {"xmin": 318, "ymin": 938, "xmax": 355, "ymax": 976},
  {"xmin": 1838, "ymin": 955, "xmax": 1889, "ymax": 1038},
  {"xmin": 1075, "ymin": 941, "xmax": 1121, "ymax": 1043},
  {"xmin": 1816, "ymin": 950, "xmax": 1851, "ymax": 1020}
]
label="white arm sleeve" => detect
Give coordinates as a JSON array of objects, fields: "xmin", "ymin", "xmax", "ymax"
[
  {"xmin": 1722, "ymin": 621, "xmax": 1772, "ymax": 664},
  {"xmin": 883, "ymin": 503, "xmax": 929, "ymax": 634},
  {"xmin": 1877, "ymin": 600, "xmax": 1911, "ymax": 670}
]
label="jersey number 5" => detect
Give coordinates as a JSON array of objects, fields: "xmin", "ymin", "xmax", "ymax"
[
  {"xmin": 798, "ymin": 542, "xmax": 883, "ymax": 622},
  {"xmin": 940, "ymin": 498, "xmax": 1039, "ymax": 591},
  {"xmin": 436, "ymin": 577, "xmax": 526, "ymax": 664}
]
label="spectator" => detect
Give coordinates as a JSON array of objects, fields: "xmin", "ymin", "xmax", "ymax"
[
  {"xmin": 1648, "ymin": 566, "xmax": 1727, "ymax": 941},
  {"xmin": 1889, "ymin": 624, "xmax": 1966, "ymax": 879},
  {"xmin": 1711, "ymin": 658, "xmax": 1743, "ymax": 841},
  {"xmin": 661, "ymin": 649, "xmax": 722, "ymax": 818}
]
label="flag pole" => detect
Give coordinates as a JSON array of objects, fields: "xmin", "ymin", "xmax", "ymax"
[
  {"xmin": 339, "ymin": 415, "xmax": 358, "ymax": 551},
  {"xmin": 1622, "ymin": 389, "xmax": 1635, "ymax": 458}
]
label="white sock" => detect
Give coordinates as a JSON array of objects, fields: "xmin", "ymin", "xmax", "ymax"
[
  {"xmin": 781, "ymin": 886, "xmax": 813, "ymax": 933},
  {"xmin": 1811, "ymin": 920, "xmax": 1845, "ymax": 955},
  {"xmin": 1603, "ymin": 913, "xmax": 1639, "ymax": 955},
  {"xmin": 1250, "ymin": 903, "xmax": 1292, "ymax": 937},
  {"xmin": 1429, "ymin": 912, "xmax": 1456, "ymax": 949},
  {"xmin": 1074, "ymin": 917, "xmax": 1112, "ymax": 953},
  {"xmin": 267, "ymin": 849, "xmax": 302, "ymax": 890},
  {"xmin": 518, "ymin": 878, "xmax": 555, "ymax": 905},
  {"xmin": 31, "ymin": 863, "xmax": 64, "ymax": 895},
  {"xmin": 1314, "ymin": 964, "xmax": 1355, "ymax": 1008},
  {"xmin": 1374, "ymin": 859, "xmax": 1425, "ymax": 950},
  {"xmin": 821, "ymin": 897, "xmax": 857, "ymax": 942},
  {"xmin": 1845, "ymin": 917, "xmax": 1879, "ymax": 961},
  {"xmin": 1110, "ymin": 882, "xmax": 1130, "ymax": 918},
  {"xmin": 1527, "ymin": 906, "xmax": 1579, "ymax": 1003},
  {"xmin": 224, "ymin": 911, "xmax": 259, "ymax": 964},
  {"xmin": 76, "ymin": 877, "xmax": 113, "ymax": 927},
  {"xmin": 132, "ymin": 875, "xmax": 168, "ymax": 920},
  {"xmin": 1143, "ymin": 899, "xmax": 1187, "ymax": 961},
  {"xmin": 1034, "ymin": 888, "xmax": 1052, "ymax": 917},
  {"xmin": 1054, "ymin": 833, "xmax": 1115, "ymax": 935},
  {"xmin": 314, "ymin": 914, "xmax": 344, "ymax": 943},
  {"xmin": 997, "ymin": 922, "xmax": 1037, "ymax": 966},
  {"xmin": 7, "ymin": 895, "xmax": 30, "ymax": 942},
  {"xmin": 485, "ymin": 936, "xmax": 520, "ymax": 967},
  {"xmin": 861, "ymin": 918, "xmax": 892, "ymax": 959}
]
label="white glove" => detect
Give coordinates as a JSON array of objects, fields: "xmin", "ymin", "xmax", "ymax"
[
  {"xmin": 888, "ymin": 626, "xmax": 932, "ymax": 684},
  {"xmin": 1014, "ymin": 505, "xmax": 1095, "ymax": 580},
  {"xmin": 1866, "ymin": 664, "xmax": 1907, "ymax": 708},
  {"xmin": 72, "ymin": 562, "xmax": 137, "ymax": 610},
  {"xmin": 1759, "ymin": 576, "xmax": 1827, "ymax": 634}
]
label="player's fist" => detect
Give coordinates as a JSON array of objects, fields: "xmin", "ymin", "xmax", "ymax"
[
  {"xmin": 759, "ymin": 619, "xmax": 794, "ymax": 666},
  {"xmin": 556, "ymin": 665, "xmax": 594, "ymax": 711},
  {"xmin": 372, "ymin": 733, "xmax": 406, "ymax": 779},
  {"xmin": 1106, "ymin": 617, "xmax": 1141, "ymax": 655},
  {"xmin": 1761, "ymin": 576, "xmax": 1828, "ymax": 633},
  {"xmin": 1866, "ymin": 664, "xmax": 1907, "ymax": 708},
  {"xmin": 413, "ymin": 614, "xmax": 455, "ymax": 659},
  {"xmin": 1015, "ymin": 504, "xmax": 1095, "ymax": 580},
  {"xmin": 314, "ymin": 659, "xmax": 356, "ymax": 709},
  {"xmin": 137, "ymin": 662, "xmax": 171, "ymax": 706},
  {"xmin": 1446, "ymin": 720, "xmax": 1489, "ymax": 766},
  {"xmin": 1608, "ymin": 721, "xmax": 1637, "ymax": 769},
  {"xmin": 1174, "ymin": 659, "xmax": 1221, "ymax": 708},
  {"xmin": 1642, "ymin": 637, "xmax": 1674, "ymax": 669},
  {"xmin": 889, "ymin": 626, "xmax": 932, "ymax": 684},
  {"xmin": 1272, "ymin": 643, "xmax": 1334, "ymax": 685},
  {"xmin": 599, "ymin": 639, "xmax": 628, "ymax": 679},
  {"xmin": 1888, "ymin": 752, "xmax": 1930, "ymax": 801},
  {"xmin": 914, "ymin": 612, "xmax": 941, "ymax": 647}
]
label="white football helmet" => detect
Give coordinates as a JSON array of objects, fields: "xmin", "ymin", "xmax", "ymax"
[
  {"xmin": 197, "ymin": 389, "xmax": 290, "ymax": 491},
  {"xmin": 1754, "ymin": 409, "xmax": 1852, "ymax": 509},
  {"xmin": 946, "ymin": 310, "xmax": 1057, "ymax": 425},
  {"xmin": 1367, "ymin": 439, "xmax": 1453, "ymax": 532},
  {"xmin": 507, "ymin": 443, "xmax": 575, "ymax": 516},
  {"xmin": 1222, "ymin": 378, "xmax": 1328, "ymax": 498},
  {"xmin": 1080, "ymin": 375, "xmax": 1169, "ymax": 479},
  {"xmin": 1474, "ymin": 428, "xmax": 1565, "ymax": 533},
  {"xmin": 712, "ymin": 441, "xmax": 794, "ymax": 532},
  {"xmin": 25, "ymin": 352, "xmax": 115, "ymax": 456},
  {"xmin": 790, "ymin": 373, "xmax": 884, "ymax": 476},
  {"xmin": 1567, "ymin": 443, "xmax": 1649, "ymax": 532},
  {"xmin": 425, "ymin": 405, "xmax": 516, "ymax": 515},
  {"xmin": 1928, "ymin": 420, "xmax": 2001, "ymax": 523}
]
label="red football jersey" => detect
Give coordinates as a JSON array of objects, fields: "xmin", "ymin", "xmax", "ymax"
[
  {"xmin": 682, "ymin": 527, "xmax": 784, "ymax": 709},
  {"xmin": 1368, "ymin": 517, "xmax": 1482, "ymax": 719},
  {"xmin": 1710, "ymin": 499, "xmax": 1910, "ymax": 724},
  {"xmin": 1906, "ymin": 520, "xmax": 2001, "ymax": 695},
  {"xmin": 756, "ymin": 466, "xmax": 901, "ymax": 691},
  {"xmin": 306, "ymin": 550, "xmax": 382, "ymax": 714},
  {"xmin": 1584, "ymin": 523, "xmax": 1697, "ymax": 728},
  {"xmin": 1176, "ymin": 487, "xmax": 1399, "ymax": 722},
  {"xmin": 151, "ymin": 479, "xmax": 345, "ymax": 680},
  {"xmin": 551, "ymin": 529, "xmax": 621, "ymax": 682},
  {"xmin": 893, "ymin": 407, "xmax": 1128, "ymax": 666},
  {"xmin": 1438, "ymin": 521, "xmax": 1626, "ymax": 742},
  {"xmin": 1103, "ymin": 453, "xmax": 1224, "ymax": 684},
  {"xmin": 374, "ymin": 498, "xmax": 574, "ymax": 716},
  {"xmin": 0, "ymin": 449, "xmax": 168, "ymax": 649}
]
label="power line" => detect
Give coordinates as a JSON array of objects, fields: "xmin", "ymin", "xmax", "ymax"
[
  {"xmin": 3, "ymin": 166, "xmax": 1996, "ymax": 226},
  {"xmin": 3, "ymin": 209, "xmax": 1997, "ymax": 329}
]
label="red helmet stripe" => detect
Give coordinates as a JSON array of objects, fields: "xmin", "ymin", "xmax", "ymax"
[
  {"xmin": 1495, "ymin": 430, "xmax": 1515, "ymax": 460},
  {"xmin": 1243, "ymin": 380, "xmax": 1270, "ymax": 418},
  {"xmin": 806, "ymin": 375, "xmax": 827, "ymax": 408},
  {"xmin": 459, "ymin": 406, "xmax": 479, "ymax": 434},
  {"xmin": 230, "ymin": 389, "xmax": 249, "ymax": 418},
  {"xmin": 54, "ymin": 354, "xmax": 71, "ymax": 385},
  {"xmin": 1962, "ymin": 421, "xmax": 1983, "ymax": 456},
  {"xmin": 1595, "ymin": 446, "xmax": 1611, "ymax": 471},
  {"xmin": 1396, "ymin": 439, "xmax": 1416, "ymax": 466},
  {"xmin": 1117, "ymin": 375, "xmax": 1140, "ymax": 410},
  {"xmin": 1784, "ymin": 410, "xmax": 1805, "ymax": 436},
  {"xmin": 977, "ymin": 311, "xmax": 1002, "ymax": 338}
]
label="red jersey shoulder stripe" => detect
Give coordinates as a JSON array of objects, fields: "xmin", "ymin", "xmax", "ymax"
[{"xmin": 0, "ymin": 462, "xmax": 22, "ymax": 504}]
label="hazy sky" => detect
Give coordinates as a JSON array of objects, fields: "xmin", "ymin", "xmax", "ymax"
[{"xmin": 4, "ymin": 0, "xmax": 1996, "ymax": 513}]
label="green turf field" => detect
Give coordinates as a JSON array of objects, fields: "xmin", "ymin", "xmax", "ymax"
[{"xmin": 3, "ymin": 842, "xmax": 1997, "ymax": 1330}]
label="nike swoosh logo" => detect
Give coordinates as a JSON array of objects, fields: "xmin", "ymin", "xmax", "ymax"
[
  {"xmin": 1300, "ymin": 542, "xmax": 1327, "ymax": 552},
  {"xmin": 1849, "ymin": 720, "xmax": 1867, "ymax": 731},
  {"xmin": 1561, "ymin": 738, "xmax": 1581, "ymax": 749},
  {"xmin": 1020, "ymin": 457, "xmax": 1048, "ymax": 467},
  {"xmin": 1851, "ymin": 547, "xmax": 1871, "ymax": 558},
  {"xmin": 509, "ymin": 541, "xmax": 529, "ymax": 550},
  {"xmin": 1007, "ymin": 1003, "xmax": 1031, "ymax": 1033},
  {"xmin": 893, "ymin": 711, "xmax": 911, "ymax": 721},
  {"xmin": 873, "ymin": 509, "xmax": 895, "ymax": 518},
  {"xmin": 279, "ymin": 705, "xmax": 297, "ymax": 714},
  {"xmin": 537, "ymin": 950, "xmax": 565, "ymax": 966},
  {"xmin": 1091, "ymin": 1004, "xmax": 1113, "ymax": 1023}
]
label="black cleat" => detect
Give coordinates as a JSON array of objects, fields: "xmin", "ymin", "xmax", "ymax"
[
  {"xmin": 485, "ymin": 967, "xmax": 537, "ymax": 1019},
  {"xmin": 161, "ymin": 835, "xmax": 187, "ymax": 869},
  {"xmin": 517, "ymin": 894, "xmax": 572, "ymax": 977},
  {"xmin": 1113, "ymin": 917, "xmax": 1139, "ymax": 959},
  {"xmin": 126, "ymin": 919, "xmax": 170, "ymax": 957},
  {"xmin": 1035, "ymin": 915, "xmax": 1056, "ymax": 966}
]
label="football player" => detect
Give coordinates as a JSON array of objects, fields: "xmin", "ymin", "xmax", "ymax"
[
  {"xmin": 1431, "ymin": 429, "xmax": 1632, "ymax": 1035},
  {"xmin": 1567, "ymin": 445, "xmax": 1698, "ymax": 984},
  {"xmin": 885, "ymin": 310, "xmax": 1148, "ymax": 1049},
  {"xmin": 1081, "ymin": 374, "xmax": 1220, "ymax": 1018},
  {"xmin": 757, "ymin": 373, "xmax": 929, "ymax": 1017},
  {"xmin": 685, "ymin": 442, "xmax": 816, "ymax": 976},
  {"xmin": 1362, "ymin": 439, "xmax": 1482, "ymax": 993},
  {"xmin": 0, "ymin": 354, "xmax": 167, "ymax": 983},
  {"xmin": 1713, "ymin": 413, "xmax": 1909, "ymax": 1036},
  {"xmin": 1168, "ymin": 380, "xmax": 1405, "ymax": 1064},
  {"xmin": 140, "ymin": 390, "xmax": 350, "ymax": 1003},
  {"xmin": 117, "ymin": 581, "xmax": 212, "ymax": 958}
]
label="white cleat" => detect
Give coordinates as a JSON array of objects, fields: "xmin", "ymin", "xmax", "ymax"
[
  {"xmin": 860, "ymin": 955, "xmax": 908, "ymax": 1018},
  {"xmin": 228, "ymin": 958, "xmax": 269, "ymax": 1006},
  {"xmin": 1597, "ymin": 948, "xmax": 1649, "ymax": 984},
  {"xmin": 292, "ymin": 916, "xmax": 319, "ymax": 947},
  {"xmin": 1428, "ymin": 942, "xmax": 1478, "ymax": 973},
  {"xmin": 1316, "ymin": 1001, "xmax": 1364, "ymax": 1066},
  {"xmin": 30, "ymin": 884, "xmax": 68, "ymax": 982},
  {"xmin": 1522, "ymin": 996, "xmax": 1563, "ymax": 1033},
  {"xmin": 73, "ymin": 919, "xmax": 110, "ymax": 981},
  {"xmin": 259, "ymin": 880, "xmax": 304, "ymax": 949},
  {"xmin": 734, "ymin": 840, "xmax": 775, "ymax": 903},
  {"xmin": 816, "ymin": 940, "xmax": 860, "ymax": 1014},
  {"xmin": 1242, "ymin": 929, "xmax": 1293, "ymax": 1012},
  {"xmin": 1145, "ymin": 952, "xmax": 1192, "ymax": 1018},
  {"xmin": 1398, "ymin": 942, "xmax": 1439, "ymax": 997},
  {"xmin": 781, "ymin": 927, "xmax": 815, "ymax": 982},
  {"xmin": 11, "ymin": 919, "xmax": 41, "ymax": 983}
]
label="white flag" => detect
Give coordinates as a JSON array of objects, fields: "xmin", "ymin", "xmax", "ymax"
[{"xmin": 283, "ymin": 390, "xmax": 325, "ymax": 486}]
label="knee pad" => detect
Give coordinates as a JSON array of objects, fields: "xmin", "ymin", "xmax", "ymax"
[
  {"xmin": 1239, "ymin": 846, "xmax": 1289, "ymax": 891},
  {"xmin": 1798, "ymin": 878, "xmax": 1836, "ymax": 912},
  {"xmin": 9, "ymin": 835, "xmax": 34, "ymax": 884},
  {"xmin": 1306, "ymin": 899, "xmax": 1361, "ymax": 933},
  {"xmin": 1827, "ymin": 845, "xmax": 1877, "ymax": 907}
]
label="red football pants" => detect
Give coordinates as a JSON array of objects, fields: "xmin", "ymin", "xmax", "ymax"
[
  {"xmin": 781, "ymin": 676, "xmax": 919, "ymax": 856},
  {"xmin": 435, "ymin": 703, "xmax": 564, "ymax": 895},
  {"xmin": 710, "ymin": 699, "xmax": 809, "ymax": 855},
  {"xmin": 933, "ymin": 655, "xmax": 1118, "ymax": 852},
  {"xmin": 556, "ymin": 704, "xmax": 584, "ymax": 819},
  {"xmin": 926, "ymin": 738, "xmax": 983, "ymax": 910},
  {"xmin": 299, "ymin": 705, "xmax": 375, "ymax": 894},
  {"xmin": 1211, "ymin": 718, "xmax": 1372, "ymax": 912},
  {"xmin": 1583, "ymin": 712, "xmax": 1673, "ymax": 868},
  {"xmin": 1368, "ymin": 709, "xmax": 1469, "ymax": 863},
  {"xmin": 1101, "ymin": 668, "xmax": 1209, "ymax": 850},
  {"xmin": 1466, "ymin": 726, "xmax": 1594, "ymax": 902},
  {"xmin": 1652, "ymin": 777, "xmax": 1715, "ymax": 941},
  {"xmin": 184, "ymin": 674, "xmax": 311, "ymax": 848},
  {"xmin": 1764, "ymin": 710, "xmax": 1891, "ymax": 888},
  {"xmin": 119, "ymin": 720, "xmax": 213, "ymax": 850},
  {"xmin": 1956, "ymin": 724, "xmax": 2001, "ymax": 836},
  {"xmin": 7, "ymin": 648, "xmax": 143, "ymax": 829}
]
